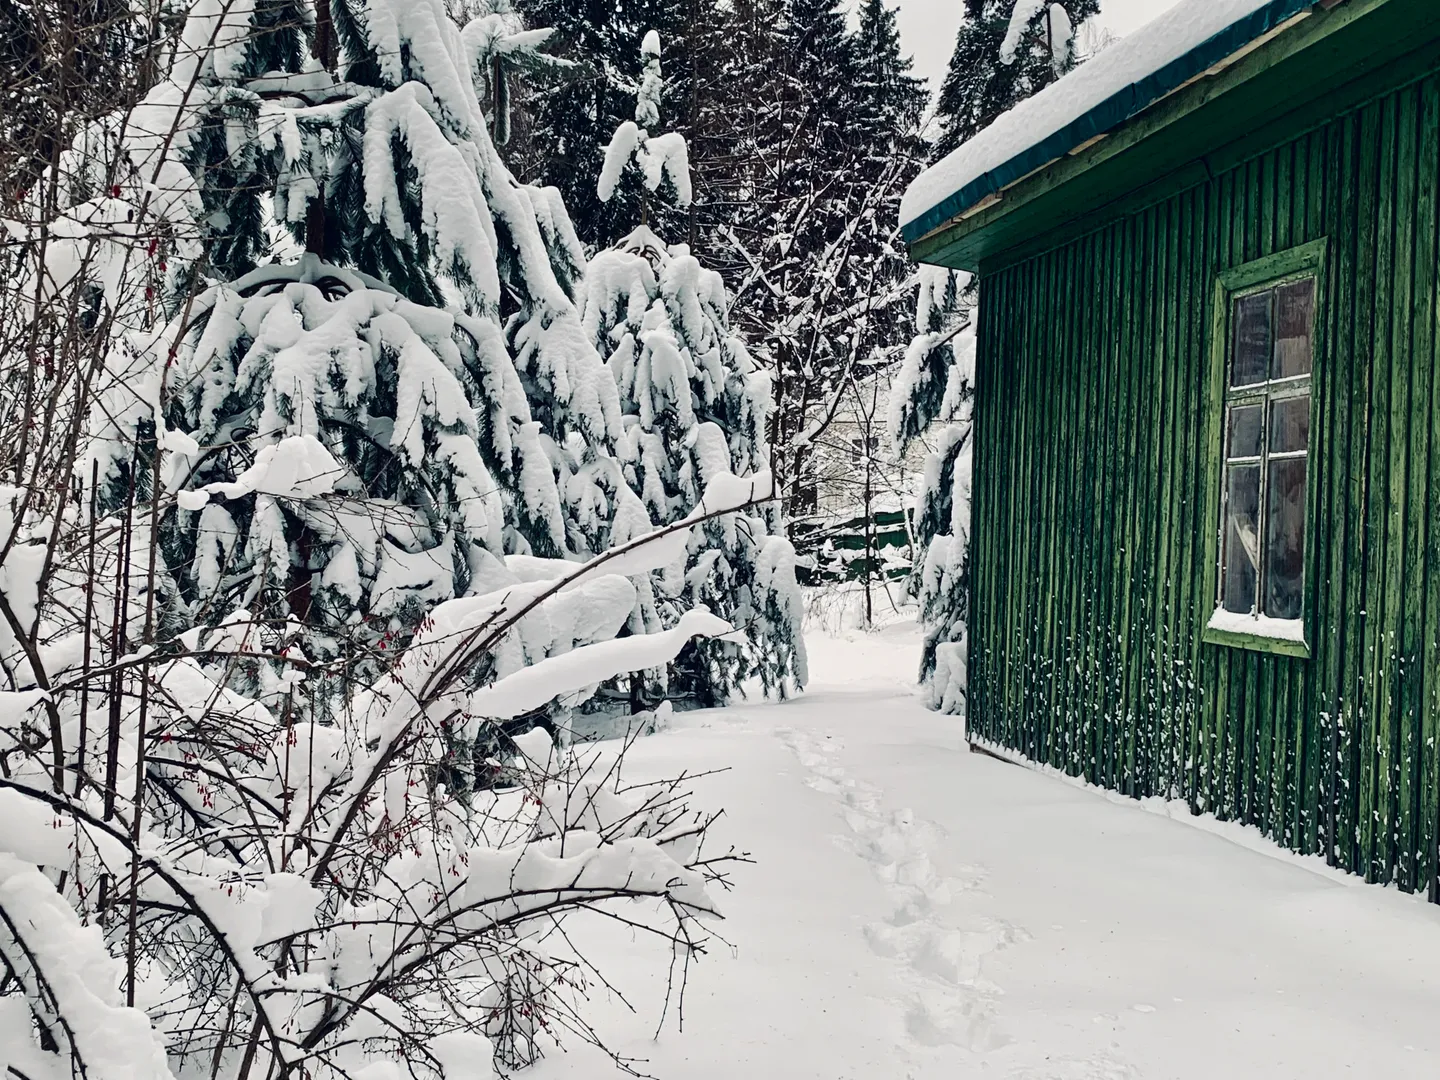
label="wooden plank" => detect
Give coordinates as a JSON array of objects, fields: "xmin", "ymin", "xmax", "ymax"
[
  {"xmin": 1326, "ymin": 108, "xmax": 1356, "ymax": 868},
  {"xmin": 1389, "ymin": 83, "xmax": 1420, "ymax": 890},
  {"xmin": 1227, "ymin": 166, "xmax": 1249, "ymax": 822},
  {"xmin": 1300, "ymin": 126, "xmax": 1329, "ymax": 856},
  {"xmin": 1415, "ymin": 74, "xmax": 1440, "ymax": 902},
  {"xmin": 1182, "ymin": 183, "xmax": 1211, "ymax": 811},
  {"xmin": 1046, "ymin": 239, "xmax": 1080, "ymax": 766},
  {"xmin": 1329, "ymin": 110, "xmax": 1357, "ymax": 870},
  {"xmin": 1087, "ymin": 226, "xmax": 1111, "ymax": 786},
  {"xmin": 1117, "ymin": 209, "xmax": 1149, "ymax": 796},
  {"xmin": 1362, "ymin": 95, "xmax": 1395, "ymax": 883},
  {"xmin": 1023, "ymin": 251, "xmax": 1052, "ymax": 761},
  {"xmin": 1155, "ymin": 196, "xmax": 1182, "ymax": 797},
  {"xmin": 970, "ymin": 278, "xmax": 994, "ymax": 742},
  {"xmin": 1080, "ymin": 225, "xmax": 1109, "ymax": 777}
]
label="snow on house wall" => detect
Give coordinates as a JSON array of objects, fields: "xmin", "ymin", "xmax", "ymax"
[{"xmin": 900, "ymin": 0, "xmax": 1319, "ymax": 242}]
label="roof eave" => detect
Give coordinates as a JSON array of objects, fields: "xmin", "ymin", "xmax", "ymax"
[{"xmin": 909, "ymin": 0, "xmax": 1432, "ymax": 272}]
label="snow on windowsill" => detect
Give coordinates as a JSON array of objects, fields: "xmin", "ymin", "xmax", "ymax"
[
  {"xmin": 900, "ymin": 0, "xmax": 1317, "ymax": 238},
  {"xmin": 1206, "ymin": 607, "xmax": 1306, "ymax": 643}
]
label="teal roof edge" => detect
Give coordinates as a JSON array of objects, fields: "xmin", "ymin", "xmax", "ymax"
[{"xmin": 901, "ymin": 0, "xmax": 1320, "ymax": 246}]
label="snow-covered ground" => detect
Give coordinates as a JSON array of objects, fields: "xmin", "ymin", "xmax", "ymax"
[{"xmin": 537, "ymin": 620, "xmax": 1440, "ymax": 1080}]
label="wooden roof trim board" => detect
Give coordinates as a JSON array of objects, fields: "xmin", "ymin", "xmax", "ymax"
[
  {"xmin": 906, "ymin": 6, "xmax": 1331, "ymax": 251},
  {"xmin": 910, "ymin": 0, "xmax": 1440, "ymax": 271},
  {"xmin": 900, "ymin": 0, "xmax": 1330, "ymax": 245}
]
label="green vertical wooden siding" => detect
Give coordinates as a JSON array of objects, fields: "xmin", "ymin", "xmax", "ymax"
[{"xmin": 968, "ymin": 69, "xmax": 1440, "ymax": 900}]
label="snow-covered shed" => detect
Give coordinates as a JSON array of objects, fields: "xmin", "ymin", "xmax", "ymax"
[{"xmin": 903, "ymin": 0, "xmax": 1440, "ymax": 901}]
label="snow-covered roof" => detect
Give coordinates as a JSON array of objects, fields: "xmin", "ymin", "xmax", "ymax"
[{"xmin": 900, "ymin": 0, "xmax": 1321, "ymax": 245}]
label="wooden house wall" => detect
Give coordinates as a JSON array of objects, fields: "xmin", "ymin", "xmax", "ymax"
[{"xmin": 968, "ymin": 69, "xmax": 1440, "ymax": 899}]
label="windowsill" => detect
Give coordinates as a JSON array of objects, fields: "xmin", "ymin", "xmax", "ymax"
[{"xmin": 1203, "ymin": 609, "xmax": 1310, "ymax": 659}]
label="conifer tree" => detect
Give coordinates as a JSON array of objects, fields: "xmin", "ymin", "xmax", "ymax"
[
  {"xmin": 853, "ymin": 0, "xmax": 927, "ymax": 133},
  {"xmin": 888, "ymin": 268, "xmax": 975, "ymax": 712},
  {"xmin": 510, "ymin": 0, "xmax": 711, "ymax": 249},
  {"xmin": 581, "ymin": 31, "xmax": 806, "ymax": 704},
  {"xmin": 847, "ymin": 0, "xmax": 930, "ymax": 400},
  {"xmin": 83, "ymin": 0, "xmax": 630, "ymax": 679},
  {"xmin": 933, "ymin": 0, "xmax": 1099, "ymax": 160}
]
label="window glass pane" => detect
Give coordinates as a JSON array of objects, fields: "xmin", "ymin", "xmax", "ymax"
[
  {"xmin": 1269, "ymin": 394, "xmax": 1309, "ymax": 454},
  {"xmin": 1274, "ymin": 279, "xmax": 1315, "ymax": 379},
  {"xmin": 1232, "ymin": 292, "xmax": 1272, "ymax": 387},
  {"xmin": 1264, "ymin": 457, "xmax": 1307, "ymax": 620},
  {"xmin": 1227, "ymin": 404, "xmax": 1264, "ymax": 460},
  {"xmin": 1223, "ymin": 464, "xmax": 1261, "ymax": 614}
]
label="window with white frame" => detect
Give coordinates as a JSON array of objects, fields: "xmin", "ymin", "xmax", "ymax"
[{"xmin": 1213, "ymin": 274, "xmax": 1315, "ymax": 635}]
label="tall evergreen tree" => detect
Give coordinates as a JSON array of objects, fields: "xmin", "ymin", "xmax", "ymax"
[
  {"xmin": 581, "ymin": 31, "xmax": 806, "ymax": 704},
  {"xmin": 888, "ymin": 268, "xmax": 974, "ymax": 712},
  {"xmin": 933, "ymin": 0, "xmax": 1099, "ymax": 161},
  {"xmin": 510, "ymin": 0, "xmax": 716, "ymax": 249},
  {"xmin": 853, "ymin": 0, "xmax": 927, "ymax": 131},
  {"xmin": 82, "ymin": 0, "xmax": 634, "ymax": 683},
  {"xmin": 847, "ymin": 0, "xmax": 930, "ymax": 389}
]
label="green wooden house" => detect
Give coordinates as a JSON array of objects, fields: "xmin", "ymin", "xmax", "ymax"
[{"xmin": 900, "ymin": 0, "xmax": 1440, "ymax": 901}]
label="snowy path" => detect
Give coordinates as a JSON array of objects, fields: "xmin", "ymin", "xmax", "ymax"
[{"xmin": 535, "ymin": 623, "xmax": 1440, "ymax": 1080}]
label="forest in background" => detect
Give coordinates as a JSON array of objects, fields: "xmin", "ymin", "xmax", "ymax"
[{"xmin": 503, "ymin": 0, "xmax": 1099, "ymax": 520}]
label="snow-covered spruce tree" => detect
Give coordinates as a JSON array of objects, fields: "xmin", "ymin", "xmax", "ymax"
[
  {"xmin": 510, "ymin": 0, "xmax": 715, "ymax": 250},
  {"xmin": 582, "ymin": 31, "xmax": 805, "ymax": 704},
  {"xmin": 932, "ymin": 0, "xmax": 1098, "ymax": 160},
  {"xmin": 847, "ymin": 0, "xmax": 929, "ymax": 372},
  {"xmin": 853, "ymin": 0, "xmax": 928, "ymax": 138},
  {"xmin": 887, "ymin": 267, "xmax": 975, "ymax": 713},
  {"xmin": 83, "ymin": 0, "xmax": 645, "ymax": 691}
]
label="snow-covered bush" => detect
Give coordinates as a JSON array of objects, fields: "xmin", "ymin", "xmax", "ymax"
[{"xmin": 0, "ymin": 475, "xmax": 764, "ymax": 1078}]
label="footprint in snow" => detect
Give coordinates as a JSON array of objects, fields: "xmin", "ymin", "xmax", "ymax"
[
  {"xmin": 905, "ymin": 987, "xmax": 1010, "ymax": 1052},
  {"xmin": 1005, "ymin": 1054, "xmax": 1141, "ymax": 1079},
  {"xmin": 776, "ymin": 722, "xmax": 1023, "ymax": 1055},
  {"xmin": 775, "ymin": 724, "xmax": 1141, "ymax": 1077}
]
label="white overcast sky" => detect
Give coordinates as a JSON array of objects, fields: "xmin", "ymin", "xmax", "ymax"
[{"xmin": 884, "ymin": 0, "xmax": 1186, "ymax": 91}]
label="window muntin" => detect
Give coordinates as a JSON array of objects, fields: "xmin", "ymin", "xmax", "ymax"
[{"xmin": 1214, "ymin": 275, "xmax": 1315, "ymax": 633}]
